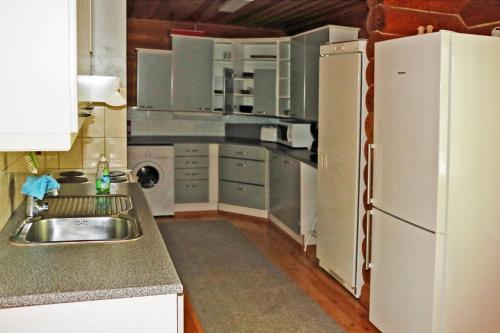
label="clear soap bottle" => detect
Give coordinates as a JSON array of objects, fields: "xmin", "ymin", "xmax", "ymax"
[{"xmin": 96, "ymin": 154, "xmax": 110, "ymax": 194}]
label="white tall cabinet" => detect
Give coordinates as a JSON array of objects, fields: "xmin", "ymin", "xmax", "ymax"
[
  {"xmin": 0, "ymin": 0, "xmax": 87, "ymax": 151},
  {"xmin": 316, "ymin": 41, "xmax": 367, "ymax": 297},
  {"xmin": 370, "ymin": 31, "xmax": 500, "ymax": 333}
]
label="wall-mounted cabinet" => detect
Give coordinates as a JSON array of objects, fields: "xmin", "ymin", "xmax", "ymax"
[
  {"xmin": 137, "ymin": 49, "xmax": 172, "ymax": 110},
  {"xmin": 290, "ymin": 26, "xmax": 359, "ymax": 121},
  {"xmin": 0, "ymin": 0, "xmax": 86, "ymax": 151},
  {"xmin": 172, "ymin": 35, "xmax": 214, "ymax": 112}
]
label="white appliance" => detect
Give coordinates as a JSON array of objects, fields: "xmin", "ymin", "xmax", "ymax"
[
  {"xmin": 316, "ymin": 40, "xmax": 367, "ymax": 297},
  {"xmin": 276, "ymin": 122, "xmax": 313, "ymax": 148},
  {"xmin": 260, "ymin": 126, "xmax": 278, "ymax": 142},
  {"xmin": 369, "ymin": 31, "xmax": 500, "ymax": 333},
  {"xmin": 127, "ymin": 145, "xmax": 174, "ymax": 216}
]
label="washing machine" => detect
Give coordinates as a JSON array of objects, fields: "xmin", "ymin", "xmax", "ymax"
[{"xmin": 127, "ymin": 145, "xmax": 174, "ymax": 216}]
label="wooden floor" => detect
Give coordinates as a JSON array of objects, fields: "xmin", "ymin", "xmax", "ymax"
[{"xmin": 157, "ymin": 211, "xmax": 380, "ymax": 333}]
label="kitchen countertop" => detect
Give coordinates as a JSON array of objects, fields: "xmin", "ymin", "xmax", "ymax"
[
  {"xmin": 0, "ymin": 183, "xmax": 182, "ymax": 309},
  {"xmin": 127, "ymin": 136, "xmax": 318, "ymax": 168}
]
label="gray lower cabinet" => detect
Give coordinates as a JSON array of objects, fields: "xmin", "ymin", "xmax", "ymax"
[
  {"xmin": 137, "ymin": 49, "xmax": 172, "ymax": 110},
  {"xmin": 175, "ymin": 180, "xmax": 209, "ymax": 203},
  {"xmin": 290, "ymin": 28, "xmax": 330, "ymax": 121},
  {"xmin": 219, "ymin": 181, "xmax": 265, "ymax": 210},
  {"xmin": 269, "ymin": 152, "xmax": 301, "ymax": 234},
  {"xmin": 174, "ymin": 144, "xmax": 209, "ymax": 203},
  {"xmin": 219, "ymin": 145, "xmax": 267, "ymax": 210},
  {"xmin": 219, "ymin": 144, "xmax": 266, "ymax": 161},
  {"xmin": 219, "ymin": 157, "xmax": 265, "ymax": 185},
  {"xmin": 172, "ymin": 36, "xmax": 214, "ymax": 111}
]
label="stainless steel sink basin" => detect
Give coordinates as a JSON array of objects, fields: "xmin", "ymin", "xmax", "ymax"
[{"xmin": 10, "ymin": 195, "xmax": 143, "ymax": 245}]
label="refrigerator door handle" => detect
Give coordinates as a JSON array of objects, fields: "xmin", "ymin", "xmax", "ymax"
[
  {"xmin": 367, "ymin": 143, "xmax": 374, "ymax": 205},
  {"xmin": 365, "ymin": 209, "xmax": 373, "ymax": 270}
]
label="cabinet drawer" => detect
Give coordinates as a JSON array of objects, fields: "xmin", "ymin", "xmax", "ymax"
[
  {"xmin": 174, "ymin": 144, "xmax": 209, "ymax": 156},
  {"xmin": 175, "ymin": 156, "xmax": 209, "ymax": 169},
  {"xmin": 174, "ymin": 168, "xmax": 209, "ymax": 180},
  {"xmin": 219, "ymin": 157, "xmax": 265, "ymax": 185},
  {"xmin": 175, "ymin": 180, "xmax": 209, "ymax": 203},
  {"xmin": 219, "ymin": 145, "xmax": 266, "ymax": 161},
  {"xmin": 219, "ymin": 181, "xmax": 265, "ymax": 210}
]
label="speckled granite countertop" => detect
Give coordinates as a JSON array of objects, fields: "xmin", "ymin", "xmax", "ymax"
[
  {"xmin": 127, "ymin": 136, "xmax": 318, "ymax": 168},
  {"xmin": 0, "ymin": 183, "xmax": 182, "ymax": 309}
]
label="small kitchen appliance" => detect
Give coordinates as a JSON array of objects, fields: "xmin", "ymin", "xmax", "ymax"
[
  {"xmin": 260, "ymin": 126, "xmax": 278, "ymax": 142},
  {"xmin": 276, "ymin": 121, "xmax": 313, "ymax": 148}
]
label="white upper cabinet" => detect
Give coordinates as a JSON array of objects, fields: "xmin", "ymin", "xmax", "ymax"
[{"xmin": 0, "ymin": 0, "xmax": 86, "ymax": 151}]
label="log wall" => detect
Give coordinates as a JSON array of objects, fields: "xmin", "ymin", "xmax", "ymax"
[{"xmin": 360, "ymin": 0, "xmax": 500, "ymax": 308}]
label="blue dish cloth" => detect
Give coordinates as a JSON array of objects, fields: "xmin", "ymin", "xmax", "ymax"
[{"xmin": 21, "ymin": 175, "xmax": 61, "ymax": 200}]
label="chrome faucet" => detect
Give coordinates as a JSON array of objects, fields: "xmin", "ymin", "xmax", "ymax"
[{"xmin": 25, "ymin": 189, "xmax": 58, "ymax": 218}]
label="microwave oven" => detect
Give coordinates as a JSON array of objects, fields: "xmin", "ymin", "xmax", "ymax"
[{"xmin": 276, "ymin": 122, "xmax": 313, "ymax": 148}]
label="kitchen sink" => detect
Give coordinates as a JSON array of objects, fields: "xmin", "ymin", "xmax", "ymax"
[{"xmin": 10, "ymin": 195, "xmax": 143, "ymax": 245}]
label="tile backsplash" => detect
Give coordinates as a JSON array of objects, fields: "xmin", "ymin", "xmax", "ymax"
[
  {"xmin": 0, "ymin": 153, "xmax": 35, "ymax": 231},
  {"xmin": 128, "ymin": 109, "xmax": 278, "ymax": 137}
]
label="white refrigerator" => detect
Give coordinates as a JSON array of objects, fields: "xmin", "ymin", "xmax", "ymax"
[
  {"xmin": 369, "ymin": 31, "xmax": 500, "ymax": 332},
  {"xmin": 317, "ymin": 40, "xmax": 367, "ymax": 297}
]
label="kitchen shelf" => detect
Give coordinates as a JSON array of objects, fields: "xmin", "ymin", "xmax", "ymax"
[{"xmin": 233, "ymin": 58, "xmax": 277, "ymax": 62}]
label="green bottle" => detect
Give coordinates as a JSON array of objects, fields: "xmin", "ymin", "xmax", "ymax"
[{"xmin": 96, "ymin": 154, "xmax": 110, "ymax": 194}]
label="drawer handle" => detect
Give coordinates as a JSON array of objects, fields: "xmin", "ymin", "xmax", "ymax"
[
  {"xmin": 186, "ymin": 149, "xmax": 199, "ymax": 152},
  {"xmin": 237, "ymin": 163, "xmax": 247, "ymax": 168},
  {"xmin": 185, "ymin": 173, "xmax": 198, "ymax": 176},
  {"xmin": 185, "ymin": 184, "xmax": 198, "ymax": 189},
  {"xmin": 236, "ymin": 151, "xmax": 247, "ymax": 155},
  {"xmin": 186, "ymin": 161, "xmax": 198, "ymax": 164},
  {"xmin": 237, "ymin": 187, "xmax": 247, "ymax": 192}
]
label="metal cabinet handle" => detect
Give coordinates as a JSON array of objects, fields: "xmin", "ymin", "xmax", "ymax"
[
  {"xmin": 367, "ymin": 144, "xmax": 374, "ymax": 206},
  {"xmin": 198, "ymin": 107, "xmax": 211, "ymax": 111},
  {"xmin": 185, "ymin": 184, "xmax": 198, "ymax": 189},
  {"xmin": 236, "ymin": 163, "xmax": 247, "ymax": 168},
  {"xmin": 185, "ymin": 173, "xmax": 198, "ymax": 176},
  {"xmin": 366, "ymin": 210, "xmax": 373, "ymax": 270},
  {"xmin": 186, "ymin": 149, "xmax": 199, "ymax": 152},
  {"xmin": 236, "ymin": 151, "xmax": 247, "ymax": 156},
  {"xmin": 186, "ymin": 161, "xmax": 198, "ymax": 165},
  {"xmin": 237, "ymin": 187, "xmax": 247, "ymax": 192}
]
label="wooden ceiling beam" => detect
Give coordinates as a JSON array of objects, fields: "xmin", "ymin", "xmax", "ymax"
[
  {"xmin": 239, "ymin": 0, "xmax": 311, "ymax": 28},
  {"xmin": 259, "ymin": 0, "xmax": 338, "ymax": 28}
]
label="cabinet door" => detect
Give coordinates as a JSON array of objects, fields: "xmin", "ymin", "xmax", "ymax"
[
  {"xmin": 369, "ymin": 209, "xmax": 437, "ymax": 333},
  {"xmin": 77, "ymin": 0, "xmax": 91, "ymax": 75},
  {"xmin": 304, "ymin": 28, "xmax": 329, "ymax": 121},
  {"xmin": 290, "ymin": 35, "xmax": 305, "ymax": 119},
  {"xmin": 253, "ymin": 69, "xmax": 276, "ymax": 115},
  {"xmin": 172, "ymin": 36, "xmax": 214, "ymax": 111},
  {"xmin": 280, "ymin": 157, "xmax": 301, "ymax": 234},
  {"xmin": 137, "ymin": 50, "xmax": 172, "ymax": 110},
  {"xmin": 269, "ymin": 152, "xmax": 283, "ymax": 216},
  {"xmin": 316, "ymin": 52, "xmax": 362, "ymax": 291}
]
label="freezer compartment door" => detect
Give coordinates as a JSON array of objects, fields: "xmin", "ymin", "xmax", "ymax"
[
  {"xmin": 373, "ymin": 33, "xmax": 445, "ymax": 232},
  {"xmin": 369, "ymin": 209, "xmax": 438, "ymax": 333}
]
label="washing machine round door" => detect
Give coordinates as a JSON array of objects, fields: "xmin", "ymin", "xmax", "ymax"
[{"xmin": 133, "ymin": 161, "xmax": 165, "ymax": 191}]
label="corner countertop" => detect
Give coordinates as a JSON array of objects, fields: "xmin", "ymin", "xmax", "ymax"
[
  {"xmin": 0, "ymin": 183, "xmax": 182, "ymax": 309},
  {"xmin": 127, "ymin": 136, "xmax": 318, "ymax": 168}
]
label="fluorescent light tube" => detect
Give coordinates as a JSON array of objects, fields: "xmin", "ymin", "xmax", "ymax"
[{"xmin": 219, "ymin": 0, "xmax": 254, "ymax": 13}]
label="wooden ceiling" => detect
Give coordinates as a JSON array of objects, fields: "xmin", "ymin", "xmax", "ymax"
[{"xmin": 127, "ymin": 0, "xmax": 368, "ymax": 35}]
